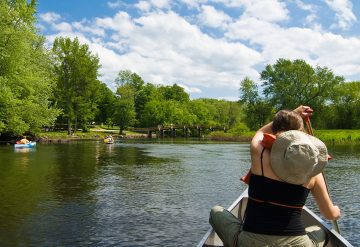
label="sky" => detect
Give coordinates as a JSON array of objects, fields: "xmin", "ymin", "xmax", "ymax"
[{"xmin": 36, "ymin": 0, "xmax": 360, "ymax": 101}]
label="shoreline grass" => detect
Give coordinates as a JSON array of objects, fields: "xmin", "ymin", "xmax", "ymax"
[
  {"xmin": 313, "ymin": 129, "xmax": 360, "ymax": 144},
  {"xmin": 33, "ymin": 128, "xmax": 360, "ymax": 144},
  {"xmin": 208, "ymin": 129, "xmax": 360, "ymax": 144},
  {"xmin": 36, "ymin": 128, "xmax": 147, "ymax": 142}
]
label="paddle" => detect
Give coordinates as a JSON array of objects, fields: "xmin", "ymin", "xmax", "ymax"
[{"xmin": 304, "ymin": 110, "xmax": 341, "ymax": 234}]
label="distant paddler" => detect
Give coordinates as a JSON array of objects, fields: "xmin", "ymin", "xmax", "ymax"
[
  {"xmin": 104, "ymin": 135, "xmax": 114, "ymax": 144},
  {"xmin": 18, "ymin": 136, "xmax": 30, "ymax": 144}
]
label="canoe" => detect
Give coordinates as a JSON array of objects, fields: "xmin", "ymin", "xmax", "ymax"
[
  {"xmin": 14, "ymin": 142, "xmax": 36, "ymax": 148},
  {"xmin": 198, "ymin": 189, "xmax": 353, "ymax": 247}
]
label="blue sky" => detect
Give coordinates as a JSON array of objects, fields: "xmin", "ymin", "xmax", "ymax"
[{"xmin": 36, "ymin": 0, "xmax": 360, "ymax": 100}]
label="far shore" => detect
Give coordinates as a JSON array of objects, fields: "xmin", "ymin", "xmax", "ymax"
[
  {"xmin": 33, "ymin": 129, "xmax": 360, "ymax": 144},
  {"xmin": 1, "ymin": 128, "xmax": 360, "ymax": 145}
]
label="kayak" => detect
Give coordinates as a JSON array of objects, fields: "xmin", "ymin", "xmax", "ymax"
[
  {"xmin": 198, "ymin": 189, "xmax": 353, "ymax": 247},
  {"xmin": 103, "ymin": 138, "xmax": 114, "ymax": 144},
  {"xmin": 14, "ymin": 142, "xmax": 36, "ymax": 148}
]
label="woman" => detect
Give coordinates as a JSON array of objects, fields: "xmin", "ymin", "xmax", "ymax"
[
  {"xmin": 209, "ymin": 105, "xmax": 340, "ymax": 247},
  {"xmin": 19, "ymin": 136, "xmax": 30, "ymax": 144}
]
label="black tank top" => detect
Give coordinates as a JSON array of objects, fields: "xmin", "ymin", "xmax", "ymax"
[{"xmin": 243, "ymin": 148, "xmax": 310, "ymax": 236}]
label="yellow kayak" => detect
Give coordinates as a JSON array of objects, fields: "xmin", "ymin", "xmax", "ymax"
[{"xmin": 103, "ymin": 138, "xmax": 114, "ymax": 144}]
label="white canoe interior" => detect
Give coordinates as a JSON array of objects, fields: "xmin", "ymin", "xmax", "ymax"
[{"xmin": 198, "ymin": 189, "xmax": 353, "ymax": 247}]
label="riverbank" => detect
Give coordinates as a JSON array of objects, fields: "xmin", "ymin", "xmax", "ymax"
[
  {"xmin": 36, "ymin": 129, "xmax": 148, "ymax": 143},
  {"xmin": 32, "ymin": 129, "xmax": 360, "ymax": 144},
  {"xmin": 314, "ymin": 129, "xmax": 360, "ymax": 144},
  {"xmin": 208, "ymin": 129, "xmax": 360, "ymax": 144},
  {"xmin": 2, "ymin": 128, "xmax": 359, "ymax": 144}
]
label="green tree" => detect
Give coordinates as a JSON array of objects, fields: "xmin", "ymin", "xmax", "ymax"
[
  {"xmin": 136, "ymin": 83, "xmax": 158, "ymax": 127},
  {"xmin": 239, "ymin": 77, "xmax": 259, "ymax": 104},
  {"xmin": 261, "ymin": 59, "xmax": 344, "ymax": 112},
  {"xmin": 114, "ymin": 84, "xmax": 136, "ymax": 134},
  {"xmin": 0, "ymin": 0, "xmax": 60, "ymax": 137},
  {"xmin": 328, "ymin": 81, "xmax": 360, "ymax": 129},
  {"xmin": 189, "ymin": 98, "xmax": 245, "ymax": 129},
  {"xmin": 95, "ymin": 83, "xmax": 116, "ymax": 126},
  {"xmin": 188, "ymin": 99, "xmax": 216, "ymax": 126},
  {"xmin": 115, "ymin": 70, "xmax": 144, "ymax": 90},
  {"xmin": 137, "ymin": 83, "xmax": 197, "ymax": 127},
  {"xmin": 227, "ymin": 101, "xmax": 244, "ymax": 129},
  {"xmin": 115, "ymin": 70, "xmax": 145, "ymax": 126},
  {"xmin": 52, "ymin": 37, "xmax": 101, "ymax": 134},
  {"xmin": 140, "ymin": 98, "xmax": 166, "ymax": 127},
  {"xmin": 239, "ymin": 77, "xmax": 273, "ymax": 130},
  {"xmin": 158, "ymin": 84, "xmax": 190, "ymax": 102}
]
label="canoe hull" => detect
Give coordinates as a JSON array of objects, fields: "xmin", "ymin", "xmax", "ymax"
[
  {"xmin": 198, "ymin": 189, "xmax": 353, "ymax": 247},
  {"xmin": 14, "ymin": 142, "xmax": 36, "ymax": 148}
]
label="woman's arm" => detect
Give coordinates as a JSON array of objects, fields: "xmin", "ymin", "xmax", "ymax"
[
  {"xmin": 250, "ymin": 105, "xmax": 311, "ymax": 156},
  {"xmin": 250, "ymin": 122, "xmax": 273, "ymax": 151},
  {"xmin": 311, "ymin": 173, "xmax": 341, "ymax": 220}
]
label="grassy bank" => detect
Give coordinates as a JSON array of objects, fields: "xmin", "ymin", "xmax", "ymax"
[
  {"xmin": 312, "ymin": 129, "xmax": 360, "ymax": 144},
  {"xmin": 35, "ymin": 128, "xmax": 360, "ymax": 144},
  {"xmin": 208, "ymin": 131, "xmax": 254, "ymax": 142},
  {"xmin": 37, "ymin": 131, "xmax": 101, "ymax": 141},
  {"xmin": 36, "ymin": 127, "xmax": 147, "ymax": 142},
  {"xmin": 208, "ymin": 129, "xmax": 360, "ymax": 144}
]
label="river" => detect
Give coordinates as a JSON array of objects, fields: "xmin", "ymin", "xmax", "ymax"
[{"xmin": 0, "ymin": 140, "xmax": 359, "ymax": 246}]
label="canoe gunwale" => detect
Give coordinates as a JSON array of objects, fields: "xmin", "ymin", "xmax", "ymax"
[{"xmin": 302, "ymin": 206, "xmax": 353, "ymax": 246}]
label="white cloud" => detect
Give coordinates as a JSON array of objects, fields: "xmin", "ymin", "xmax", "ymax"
[
  {"xmin": 73, "ymin": 21, "xmax": 105, "ymax": 37},
  {"xmin": 95, "ymin": 12, "xmax": 135, "ymax": 37},
  {"xmin": 294, "ymin": 0, "xmax": 315, "ymax": 11},
  {"xmin": 107, "ymin": 0, "xmax": 123, "ymax": 9},
  {"xmin": 39, "ymin": 12, "xmax": 61, "ymax": 23},
  {"xmin": 151, "ymin": 0, "xmax": 171, "ymax": 9},
  {"xmin": 216, "ymin": 96, "xmax": 239, "ymax": 101},
  {"xmin": 135, "ymin": 1, "xmax": 151, "ymax": 12},
  {"xmin": 178, "ymin": 84, "xmax": 202, "ymax": 94},
  {"xmin": 179, "ymin": 0, "xmax": 205, "ymax": 9},
  {"xmin": 39, "ymin": 1, "xmax": 360, "ymax": 99},
  {"xmin": 225, "ymin": 15, "xmax": 360, "ymax": 78},
  {"xmin": 215, "ymin": 0, "xmax": 289, "ymax": 22},
  {"xmin": 52, "ymin": 22, "xmax": 73, "ymax": 32},
  {"xmin": 198, "ymin": 5, "xmax": 232, "ymax": 28},
  {"xmin": 124, "ymin": 11, "xmax": 262, "ymax": 88},
  {"xmin": 135, "ymin": 0, "xmax": 171, "ymax": 11},
  {"xmin": 87, "ymin": 10, "xmax": 261, "ymax": 89},
  {"xmin": 325, "ymin": 0, "xmax": 357, "ymax": 30},
  {"xmin": 293, "ymin": 0, "xmax": 320, "ymax": 28}
]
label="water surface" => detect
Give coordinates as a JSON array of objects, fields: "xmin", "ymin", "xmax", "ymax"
[{"xmin": 0, "ymin": 140, "xmax": 358, "ymax": 246}]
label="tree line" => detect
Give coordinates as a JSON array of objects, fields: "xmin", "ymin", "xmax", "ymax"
[
  {"xmin": 239, "ymin": 59, "xmax": 360, "ymax": 130},
  {"xmin": 1, "ymin": 1, "xmax": 359, "ymax": 139}
]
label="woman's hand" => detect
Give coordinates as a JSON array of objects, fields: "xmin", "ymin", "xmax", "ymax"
[{"xmin": 293, "ymin": 105, "xmax": 313, "ymax": 119}]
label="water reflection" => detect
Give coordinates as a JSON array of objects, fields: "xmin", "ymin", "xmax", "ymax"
[{"xmin": 14, "ymin": 147, "xmax": 36, "ymax": 170}]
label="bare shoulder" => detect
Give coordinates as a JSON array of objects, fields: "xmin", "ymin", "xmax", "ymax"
[{"xmin": 250, "ymin": 138, "xmax": 269, "ymax": 175}]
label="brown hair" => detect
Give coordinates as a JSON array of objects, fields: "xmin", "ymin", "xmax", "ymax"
[{"xmin": 272, "ymin": 110, "xmax": 304, "ymax": 134}]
